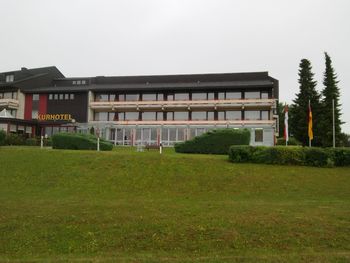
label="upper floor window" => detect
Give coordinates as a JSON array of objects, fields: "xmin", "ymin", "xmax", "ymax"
[
  {"xmin": 142, "ymin": 94, "xmax": 157, "ymax": 101},
  {"xmin": 174, "ymin": 93, "xmax": 189, "ymax": 101},
  {"xmin": 5, "ymin": 75, "xmax": 14, "ymax": 83},
  {"xmin": 245, "ymin": 91, "xmax": 260, "ymax": 99},
  {"xmin": 226, "ymin": 92, "xmax": 241, "ymax": 99},
  {"xmin": 261, "ymin": 91, "xmax": 269, "ymax": 99},
  {"xmin": 125, "ymin": 94, "xmax": 139, "ymax": 101},
  {"xmin": 32, "ymin": 94, "xmax": 40, "ymax": 101},
  {"xmin": 192, "ymin": 93, "xmax": 207, "ymax": 100}
]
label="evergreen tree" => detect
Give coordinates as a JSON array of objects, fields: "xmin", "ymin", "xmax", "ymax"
[
  {"xmin": 319, "ymin": 52, "xmax": 343, "ymax": 147},
  {"xmin": 290, "ymin": 59, "xmax": 322, "ymax": 146}
]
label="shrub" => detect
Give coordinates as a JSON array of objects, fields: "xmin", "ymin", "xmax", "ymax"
[
  {"xmin": 175, "ymin": 128, "xmax": 250, "ymax": 154},
  {"xmin": 5, "ymin": 133, "xmax": 26, "ymax": 145},
  {"xmin": 228, "ymin": 145, "xmax": 336, "ymax": 167},
  {"xmin": 276, "ymin": 137, "xmax": 301, "ymax": 146},
  {"xmin": 0, "ymin": 130, "xmax": 6, "ymax": 146},
  {"xmin": 228, "ymin": 145, "xmax": 254, "ymax": 162},
  {"xmin": 303, "ymin": 147, "xmax": 334, "ymax": 167},
  {"xmin": 52, "ymin": 133, "xmax": 113, "ymax": 151},
  {"xmin": 332, "ymin": 148, "xmax": 350, "ymax": 166},
  {"xmin": 25, "ymin": 138, "xmax": 38, "ymax": 146}
]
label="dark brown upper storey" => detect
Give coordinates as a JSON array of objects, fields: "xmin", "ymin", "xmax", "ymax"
[
  {"xmin": 24, "ymin": 71, "xmax": 279, "ymax": 99},
  {"xmin": 0, "ymin": 66, "xmax": 64, "ymax": 92}
]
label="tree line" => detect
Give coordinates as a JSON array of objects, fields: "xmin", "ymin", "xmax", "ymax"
[{"xmin": 279, "ymin": 52, "xmax": 349, "ymax": 147}]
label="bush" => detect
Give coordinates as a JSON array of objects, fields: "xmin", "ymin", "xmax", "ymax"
[
  {"xmin": 228, "ymin": 145, "xmax": 254, "ymax": 162},
  {"xmin": 175, "ymin": 128, "xmax": 250, "ymax": 154},
  {"xmin": 25, "ymin": 138, "xmax": 38, "ymax": 146},
  {"xmin": 303, "ymin": 147, "xmax": 334, "ymax": 167},
  {"xmin": 5, "ymin": 133, "xmax": 26, "ymax": 145},
  {"xmin": 0, "ymin": 130, "xmax": 6, "ymax": 146},
  {"xmin": 52, "ymin": 133, "xmax": 113, "ymax": 151},
  {"xmin": 276, "ymin": 137, "xmax": 301, "ymax": 146},
  {"xmin": 332, "ymin": 148, "xmax": 350, "ymax": 166},
  {"xmin": 228, "ymin": 145, "xmax": 337, "ymax": 167}
]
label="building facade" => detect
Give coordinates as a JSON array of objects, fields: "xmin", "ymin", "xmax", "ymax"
[{"xmin": 0, "ymin": 66, "xmax": 279, "ymax": 146}]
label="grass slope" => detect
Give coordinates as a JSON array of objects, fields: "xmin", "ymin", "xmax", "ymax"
[{"xmin": 0, "ymin": 146, "xmax": 350, "ymax": 262}]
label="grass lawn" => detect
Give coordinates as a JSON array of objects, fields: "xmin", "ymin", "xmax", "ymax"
[{"xmin": 0, "ymin": 146, "xmax": 349, "ymax": 262}]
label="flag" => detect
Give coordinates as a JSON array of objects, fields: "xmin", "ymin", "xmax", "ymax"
[
  {"xmin": 284, "ymin": 104, "xmax": 289, "ymax": 142},
  {"xmin": 308, "ymin": 103, "xmax": 313, "ymax": 141}
]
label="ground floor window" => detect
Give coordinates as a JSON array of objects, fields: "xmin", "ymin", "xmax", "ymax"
[{"xmin": 255, "ymin": 129, "xmax": 263, "ymax": 142}]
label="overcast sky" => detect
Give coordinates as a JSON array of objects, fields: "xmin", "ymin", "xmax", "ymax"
[{"xmin": 1, "ymin": 0, "xmax": 349, "ymax": 132}]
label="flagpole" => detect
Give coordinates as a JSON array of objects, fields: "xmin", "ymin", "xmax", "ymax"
[{"xmin": 332, "ymin": 99, "xmax": 335, "ymax": 148}]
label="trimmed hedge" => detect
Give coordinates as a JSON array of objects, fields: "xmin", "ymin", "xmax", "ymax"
[
  {"xmin": 52, "ymin": 133, "xmax": 113, "ymax": 151},
  {"xmin": 229, "ymin": 146, "xmax": 350, "ymax": 167},
  {"xmin": 276, "ymin": 137, "xmax": 301, "ymax": 146},
  {"xmin": 0, "ymin": 130, "xmax": 5, "ymax": 146},
  {"xmin": 175, "ymin": 128, "xmax": 251, "ymax": 154},
  {"xmin": 5, "ymin": 133, "xmax": 26, "ymax": 145}
]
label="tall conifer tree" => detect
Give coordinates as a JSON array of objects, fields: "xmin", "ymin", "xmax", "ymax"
[
  {"xmin": 320, "ymin": 52, "xmax": 342, "ymax": 146},
  {"xmin": 290, "ymin": 59, "xmax": 322, "ymax": 146}
]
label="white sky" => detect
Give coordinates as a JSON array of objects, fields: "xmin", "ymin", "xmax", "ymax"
[{"xmin": 1, "ymin": 0, "xmax": 349, "ymax": 132}]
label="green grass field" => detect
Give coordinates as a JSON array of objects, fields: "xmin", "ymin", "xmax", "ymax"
[{"xmin": 0, "ymin": 146, "xmax": 349, "ymax": 262}]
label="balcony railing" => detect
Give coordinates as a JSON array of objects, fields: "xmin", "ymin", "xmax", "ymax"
[
  {"xmin": 0, "ymin": 98, "xmax": 19, "ymax": 109},
  {"xmin": 90, "ymin": 98, "xmax": 276, "ymax": 110},
  {"xmin": 90, "ymin": 119, "xmax": 275, "ymax": 126}
]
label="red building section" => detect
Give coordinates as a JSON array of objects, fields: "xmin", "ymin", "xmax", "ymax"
[
  {"xmin": 24, "ymin": 94, "xmax": 32, "ymax": 120},
  {"xmin": 38, "ymin": 94, "xmax": 47, "ymax": 115}
]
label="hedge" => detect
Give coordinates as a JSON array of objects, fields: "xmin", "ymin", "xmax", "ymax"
[
  {"xmin": 174, "ymin": 128, "xmax": 250, "ymax": 154},
  {"xmin": 5, "ymin": 133, "xmax": 26, "ymax": 145},
  {"xmin": 229, "ymin": 146, "xmax": 350, "ymax": 167},
  {"xmin": 276, "ymin": 137, "xmax": 301, "ymax": 146},
  {"xmin": 0, "ymin": 130, "xmax": 6, "ymax": 146},
  {"xmin": 52, "ymin": 133, "xmax": 113, "ymax": 151}
]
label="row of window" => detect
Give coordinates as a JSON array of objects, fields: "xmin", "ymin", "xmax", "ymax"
[
  {"xmin": 0, "ymin": 92, "xmax": 17, "ymax": 100},
  {"xmin": 95, "ymin": 91, "xmax": 270, "ymax": 102},
  {"xmin": 48, "ymin": 94, "xmax": 75, "ymax": 100},
  {"xmin": 94, "ymin": 110, "xmax": 270, "ymax": 121},
  {"xmin": 72, "ymin": 80, "xmax": 87, "ymax": 85}
]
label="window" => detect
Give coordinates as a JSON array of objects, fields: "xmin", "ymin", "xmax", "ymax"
[
  {"xmin": 261, "ymin": 110, "xmax": 269, "ymax": 120},
  {"xmin": 142, "ymin": 112, "xmax": 157, "ymax": 121},
  {"xmin": 255, "ymin": 129, "xmax": 263, "ymax": 142},
  {"xmin": 207, "ymin": 93, "xmax": 215, "ymax": 100},
  {"xmin": 218, "ymin": 111, "xmax": 225, "ymax": 120},
  {"xmin": 96, "ymin": 94, "xmax": 109, "ymax": 102},
  {"xmin": 218, "ymin": 92, "xmax": 225, "ymax": 100},
  {"xmin": 174, "ymin": 111, "xmax": 188, "ymax": 120},
  {"xmin": 125, "ymin": 94, "xmax": 139, "ymax": 101},
  {"xmin": 31, "ymin": 110, "xmax": 38, "ymax": 119},
  {"xmin": 125, "ymin": 112, "xmax": 139, "ymax": 121},
  {"xmin": 59, "ymin": 94, "xmax": 64, "ymax": 100},
  {"xmin": 64, "ymin": 94, "xmax": 69, "ymax": 100},
  {"xmin": 261, "ymin": 92, "xmax": 269, "ymax": 99},
  {"xmin": 54, "ymin": 94, "xmax": 58, "ymax": 100},
  {"xmin": 166, "ymin": 112, "xmax": 174, "ymax": 120},
  {"xmin": 156, "ymin": 112, "xmax": 163, "ymax": 121},
  {"xmin": 6, "ymin": 75, "xmax": 14, "ymax": 82},
  {"xmin": 174, "ymin": 93, "xmax": 189, "ymax": 100},
  {"xmin": 33, "ymin": 94, "xmax": 39, "ymax": 101},
  {"xmin": 49, "ymin": 94, "xmax": 53, "ymax": 100},
  {"xmin": 12, "ymin": 92, "xmax": 17, "ymax": 99},
  {"xmin": 207, "ymin": 111, "xmax": 215, "ymax": 120},
  {"xmin": 245, "ymin": 110, "xmax": 260, "ymax": 120},
  {"xmin": 70, "ymin": 94, "xmax": 75, "ymax": 100},
  {"xmin": 109, "ymin": 94, "xmax": 115, "ymax": 101},
  {"xmin": 72, "ymin": 80, "xmax": 77, "ymax": 85},
  {"xmin": 94, "ymin": 112, "xmax": 108, "ymax": 121},
  {"xmin": 76, "ymin": 80, "xmax": 82, "ymax": 85},
  {"xmin": 118, "ymin": 94, "xmax": 125, "ymax": 101},
  {"xmin": 4, "ymin": 92, "xmax": 12, "ymax": 99},
  {"xmin": 226, "ymin": 92, "xmax": 241, "ymax": 99},
  {"xmin": 142, "ymin": 94, "xmax": 157, "ymax": 101},
  {"xmin": 191, "ymin": 111, "xmax": 206, "ymax": 120},
  {"xmin": 81, "ymin": 80, "xmax": 86, "ymax": 85},
  {"xmin": 117, "ymin": 112, "xmax": 125, "ymax": 121},
  {"xmin": 245, "ymin": 91, "xmax": 260, "ymax": 99},
  {"xmin": 226, "ymin": 111, "xmax": 241, "ymax": 120},
  {"xmin": 192, "ymin": 93, "xmax": 207, "ymax": 100},
  {"xmin": 167, "ymin": 94, "xmax": 174, "ymax": 101}
]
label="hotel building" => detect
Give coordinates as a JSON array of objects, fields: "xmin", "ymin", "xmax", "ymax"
[{"xmin": 0, "ymin": 66, "xmax": 279, "ymax": 146}]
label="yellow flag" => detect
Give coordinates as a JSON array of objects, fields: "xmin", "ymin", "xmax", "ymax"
[{"xmin": 308, "ymin": 105, "xmax": 313, "ymax": 140}]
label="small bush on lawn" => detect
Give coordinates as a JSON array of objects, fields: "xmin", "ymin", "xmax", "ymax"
[
  {"xmin": 276, "ymin": 137, "xmax": 301, "ymax": 146},
  {"xmin": 52, "ymin": 133, "xmax": 113, "ymax": 151},
  {"xmin": 25, "ymin": 138, "xmax": 38, "ymax": 146},
  {"xmin": 175, "ymin": 128, "xmax": 250, "ymax": 154},
  {"xmin": 228, "ymin": 145, "xmax": 341, "ymax": 167},
  {"xmin": 5, "ymin": 133, "xmax": 26, "ymax": 145},
  {"xmin": 332, "ymin": 148, "xmax": 350, "ymax": 166},
  {"xmin": 0, "ymin": 130, "xmax": 6, "ymax": 146}
]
